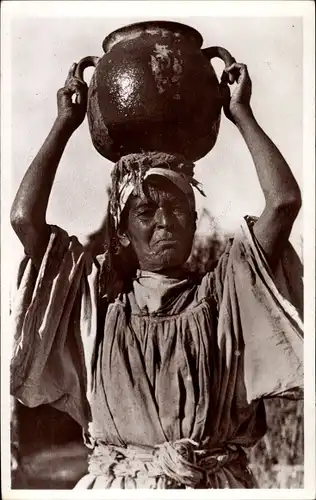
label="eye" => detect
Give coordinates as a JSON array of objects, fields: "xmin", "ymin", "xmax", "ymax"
[{"xmin": 136, "ymin": 205, "xmax": 156, "ymax": 219}]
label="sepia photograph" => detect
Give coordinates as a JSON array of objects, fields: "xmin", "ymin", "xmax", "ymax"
[{"xmin": 1, "ymin": 1, "xmax": 315, "ymax": 499}]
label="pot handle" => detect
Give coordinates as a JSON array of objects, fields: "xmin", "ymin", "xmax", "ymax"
[
  {"xmin": 74, "ymin": 56, "xmax": 100, "ymax": 82},
  {"xmin": 202, "ymin": 46, "xmax": 237, "ymax": 83}
]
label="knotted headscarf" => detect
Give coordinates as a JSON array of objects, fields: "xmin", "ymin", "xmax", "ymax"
[{"xmin": 109, "ymin": 152, "xmax": 205, "ymax": 229}]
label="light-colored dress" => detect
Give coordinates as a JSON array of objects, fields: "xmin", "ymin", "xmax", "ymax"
[{"xmin": 10, "ymin": 218, "xmax": 303, "ymax": 489}]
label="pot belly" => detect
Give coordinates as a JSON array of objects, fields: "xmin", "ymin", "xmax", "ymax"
[{"xmin": 86, "ymin": 37, "xmax": 222, "ymax": 162}]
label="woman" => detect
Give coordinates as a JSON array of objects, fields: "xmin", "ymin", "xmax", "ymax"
[{"xmin": 10, "ymin": 59, "xmax": 303, "ymax": 489}]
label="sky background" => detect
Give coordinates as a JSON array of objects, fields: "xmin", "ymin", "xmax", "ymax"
[{"xmin": 9, "ymin": 13, "xmax": 303, "ymax": 258}]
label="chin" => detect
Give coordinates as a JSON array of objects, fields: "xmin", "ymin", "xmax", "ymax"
[{"xmin": 151, "ymin": 249, "xmax": 189, "ymax": 272}]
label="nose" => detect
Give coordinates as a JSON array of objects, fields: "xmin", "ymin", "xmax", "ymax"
[{"xmin": 154, "ymin": 207, "xmax": 173, "ymax": 228}]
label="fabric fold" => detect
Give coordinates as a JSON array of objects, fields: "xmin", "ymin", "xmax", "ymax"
[{"xmin": 10, "ymin": 217, "xmax": 304, "ymax": 488}]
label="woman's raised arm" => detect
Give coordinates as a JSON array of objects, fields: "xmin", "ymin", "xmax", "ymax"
[
  {"xmin": 10, "ymin": 63, "xmax": 88, "ymax": 269},
  {"xmin": 222, "ymin": 62, "xmax": 301, "ymax": 272}
]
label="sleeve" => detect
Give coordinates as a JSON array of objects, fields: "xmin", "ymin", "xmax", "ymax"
[
  {"xmin": 10, "ymin": 225, "xmax": 97, "ymax": 429},
  {"xmin": 213, "ymin": 217, "xmax": 303, "ymax": 403}
]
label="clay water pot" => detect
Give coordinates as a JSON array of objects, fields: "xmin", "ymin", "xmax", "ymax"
[{"xmin": 75, "ymin": 21, "xmax": 236, "ymax": 162}]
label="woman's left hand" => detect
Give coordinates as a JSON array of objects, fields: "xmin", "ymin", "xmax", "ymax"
[{"xmin": 222, "ymin": 62, "xmax": 252, "ymax": 124}]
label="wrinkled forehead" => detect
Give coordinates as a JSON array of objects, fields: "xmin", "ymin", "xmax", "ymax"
[
  {"xmin": 125, "ymin": 178, "xmax": 192, "ymax": 215},
  {"xmin": 140, "ymin": 175, "xmax": 194, "ymax": 207},
  {"xmin": 140, "ymin": 175, "xmax": 191, "ymax": 203}
]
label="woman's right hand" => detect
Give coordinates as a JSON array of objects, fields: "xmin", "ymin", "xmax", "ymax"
[{"xmin": 57, "ymin": 63, "xmax": 88, "ymax": 132}]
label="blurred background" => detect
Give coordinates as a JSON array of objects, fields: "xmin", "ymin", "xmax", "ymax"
[{"xmin": 5, "ymin": 8, "xmax": 303, "ymax": 490}]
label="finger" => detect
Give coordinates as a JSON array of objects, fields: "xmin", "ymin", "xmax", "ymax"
[
  {"xmin": 57, "ymin": 88, "xmax": 73, "ymax": 109},
  {"xmin": 72, "ymin": 85, "xmax": 87, "ymax": 106},
  {"xmin": 74, "ymin": 90, "xmax": 83, "ymax": 106},
  {"xmin": 63, "ymin": 82, "xmax": 86, "ymax": 103},
  {"xmin": 224, "ymin": 63, "xmax": 242, "ymax": 84},
  {"xmin": 65, "ymin": 76, "xmax": 87, "ymax": 91},
  {"xmin": 73, "ymin": 85, "xmax": 88, "ymax": 106},
  {"xmin": 224, "ymin": 62, "xmax": 248, "ymax": 84},
  {"xmin": 65, "ymin": 63, "xmax": 77, "ymax": 85},
  {"xmin": 58, "ymin": 86, "xmax": 81, "ymax": 106},
  {"xmin": 220, "ymin": 70, "xmax": 230, "ymax": 85},
  {"xmin": 57, "ymin": 87, "xmax": 73, "ymax": 100},
  {"xmin": 234, "ymin": 64, "xmax": 249, "ymax": 85},
  {"xmin": 66, "ymin": 79, "xmax": 84, "ymax": 91},
  {"xmin": 223, "ymin": 68, "xmax": 237, "ymax": 84},
  {"xmin": 224, "ymin": 62, "xmax": 246, "ymax": 72}
]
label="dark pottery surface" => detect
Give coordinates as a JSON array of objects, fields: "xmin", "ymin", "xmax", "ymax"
[{"xmin": 75, "ymin": 21, "xmax": 235, "ymax": 162}]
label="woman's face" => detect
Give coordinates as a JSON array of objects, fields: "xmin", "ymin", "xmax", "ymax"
[{"xmin": 121, "ymin": 177, "xmax": 196, "ymax": 273}]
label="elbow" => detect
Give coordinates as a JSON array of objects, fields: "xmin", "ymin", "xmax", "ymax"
[
  {"xmin": 10, "ymin": 205, "xmax": 25, "ymax": 233},
  {"xmin": 283, "ymin": 190, "xmax": 302, "ymax": 213},
  {"xmin": 10, "ymin": 205, "xmax": 27, "ymax": 232},
  {"xmin": 10, "ymin": 205, "xmax": 37, "ymax": 238},
  {"xmin": 271, "ymin": 189, "xmax": 302, "ymax": 217},
  {"xmin": 273, "ymin": 197, "xmax": 302, "ymax": 222}
]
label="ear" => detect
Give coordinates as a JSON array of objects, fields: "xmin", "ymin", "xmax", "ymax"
[{"xmin": 117, "ymin": 229, "xmax": 131, "ymax": 248}]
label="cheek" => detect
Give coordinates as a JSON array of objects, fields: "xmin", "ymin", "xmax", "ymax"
[
  {"xmin": 179, "ymin": 218, "xmax": 196, "ymax": 251},
  {"xmin": 127, "ymin": 219, "xmax": 153, "ymax": 251},
  {"xmin": 176, "ymin": 212, "xmax": 195, "ymax": 233}
]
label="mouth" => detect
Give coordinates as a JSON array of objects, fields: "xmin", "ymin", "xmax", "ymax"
[
  {"xmin": 153, "ymin": 237, "xmax": 179, "ymax": 249},
  {"xmin": 156, "ymin": 239, "xmax": 178, "ymax": 247}
]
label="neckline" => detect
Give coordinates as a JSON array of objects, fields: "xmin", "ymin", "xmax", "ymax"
[{"xmin": 136, "ymin": 269, "xmax": 189, "ymax": 284}]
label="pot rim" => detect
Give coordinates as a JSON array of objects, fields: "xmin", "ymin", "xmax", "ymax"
[{"xmin": 102, "ymin": 20, "xmax": 203, "ymax": 52}]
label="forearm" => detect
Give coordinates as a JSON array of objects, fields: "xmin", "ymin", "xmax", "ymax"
[
  {"xmin": 235, "ymin": 107, "xmax": 301, "ymax": 209},
  {"xmin": 11, "ymin": 118, "xmax": 73, "ymax": 230},
  {"xmin": 11, "ymin": 64, "xmax": 87, "ymax": 268},
  {"xmin": 235, "ymin": 106, "xmax": 301, "ymax": 271},
  {"xmin": 223, "ymin": 61, "xmax": 301, "ymax": 270}
]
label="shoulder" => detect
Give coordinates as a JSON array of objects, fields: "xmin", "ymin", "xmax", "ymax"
[{"xmin": 33, "ymin": 225, "xmax": 100, "ymax": 283}]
